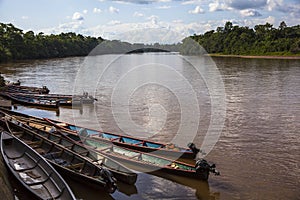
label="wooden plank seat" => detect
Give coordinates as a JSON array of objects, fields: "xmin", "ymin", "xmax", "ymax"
[
  {"xmin": 26, "ymin": 140, "xmax": 42, "ymax": 146},
  {"xmin": 66, "ymin": 163, "xmax": 84, "ymax": 170},
  {"xmin": 26, "ymin": 172, "xmax": 53, "ymax": 186},
  {"xmin": 77, "ymin": 150, "xmax": 90, "ymax": 156},
  {"xmin": 11, "ymin": 131, "xmax": 24, "ymax": 136},
  {"xmin": 9, "ymin": 157, "xmax": 43, "ymax": 172}
]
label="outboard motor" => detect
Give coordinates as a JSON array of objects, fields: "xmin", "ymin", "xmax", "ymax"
[
  {"xmin": 188, "ymin": 143, "xmax": 200, "ymax": 157},
  {"xmin": 195, "ymin": 159, "xmax": 220, "ymax": 180},
  {"xmin": 100, "ymin": 168, "xmax": 117, "ymax": 193}
]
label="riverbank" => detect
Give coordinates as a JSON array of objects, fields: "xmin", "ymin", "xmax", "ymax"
[{"xmin": 208, "ymin": 54, "xmax": 300, "ymax": 59}]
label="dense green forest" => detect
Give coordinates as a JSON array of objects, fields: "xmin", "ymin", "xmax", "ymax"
[
  {"xmin": 0, "ymin": 22, "xmax": 103, "ymax": 62},
  {"xmin": 184, "ymin": 21, "xmax": 300, "ymax": 56},
  {"xmin": 0, "ymin": 22, "xmax": 178, "ymax": 62}
]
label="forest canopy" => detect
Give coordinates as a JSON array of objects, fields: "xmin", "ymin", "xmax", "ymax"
[
  {"xmin": 183, "ymin": 21, "xmax": 300, "ymax": 56},
  {"xmin": 0, "ymin": 22, "xmax": 103, "ymax": 62},
  {"xmin": 0, "ymin": 22, "xmax": 179, "ymax": 62}
]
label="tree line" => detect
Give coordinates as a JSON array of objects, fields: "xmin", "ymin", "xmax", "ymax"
[
  {"xmin": 1, "ymin": 21, "xmax": 300, "ymax": 62},
  {"xmin": 183, "ymin": 21, "xmax": 300, "ymax": 56},
  {"xmin": 0, "ymin": 22, "xmax": 179, "ymax": 63},
  {"xmin": 0, "ymin": 22, "xmax": 104, "ymax": 62}
]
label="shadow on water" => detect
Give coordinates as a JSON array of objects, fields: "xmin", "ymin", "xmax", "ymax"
[
  {"xmin": 62, "ymin": 176, "xmax": 114, "ymax": 200},
  {"xmin": 151, "ymin": 171, "xmax": 218, "ymax": 200},
  {"xmin": 113, "ymin": 170, "xmax": 219, "ymax": 200},
  {"xmin": 11, "ymin": 105, "xmax": 60, "ymax": 117},
  {"xmin": 117, "ymin": 182, "xmax": 138, "ymax": 196}
]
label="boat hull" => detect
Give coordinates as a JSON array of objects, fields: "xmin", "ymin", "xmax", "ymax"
[
  {"xmin": 0, "ymin": 92, "xmax": 59, "ymax": 108},
  {"xmin": 83, "ymin": 138, "xmax": 210, "ymax": 181},
  {"xmin": 45, "ymin": 118, "xmax": 197, "ymax": 160},
  {"xmin": 0, "ymin": 111, "xmax": 137, "ymax": 185},
  {"xmin": 0, "ymin": 119, "xmax": 117, "ymax": 194},
  {"xmin": 0, "ymin": 131, "xmax": 76, "ymax": 200}
]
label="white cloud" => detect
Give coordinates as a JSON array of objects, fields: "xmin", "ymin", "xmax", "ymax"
[
  {"xmin": 72, "ymin": 12, "xmax": 84, "ymax": 21},
  {"xmin": 40, "ymin": 21, "xmax": 85, "ymax": 35},
  {"xmin": 264, "ymin": 16, "xmax": 276, "ymax": 24},
  {"xmin": 21, "ymin": 16, "xmax": 29, "ymax": 20},
  {"xmin": 266, "ymin": 0, "xmax": 283, "ymax": 11},
  {"xmin": 240, "ymin": 9, "xmax": 262, "ymax": 17},
  {"xmin": 83, "ymin": 10, "xmax": 88, "ymax": 14},
  {"xmin": 147, "ymin": 15, "xmax": 159, "ymax": 25},
  {"xmin": 181, "ymin": 0, "xmax": 203, "ymax": 5},
  {"xmin": 173, "ymin": 19, "xmax": 183, "ymax": 23},
  {"xmin": 229, "ymin": 0, "xmax": 267, "ymax": 10},
  {"xmin": 93, "ymin": 8, "xmax": 102, "ymax": 13},
  {"xmin": 38, "ymin": 13, "xmax": 288, "ymax": 45},
  {"xmin": 109, "ymin": 6, "xmax": 120, "ymax": 13},
  {"xmin": 157, "ymin": 5, "xmax": 171, "ymax": 9},
  {"xmin": 189, "ymin": 6, "xmax": 204, "ymax": 14},
  {"xmin": 281, "ymin": 4, "xmax": 300, "ymax": 18},
  {"xmin": 114, "ymin": 0, "xmax": 131, "ymax": 4},
  {"xmin": 133, "ymin": 11, "xmax": 144, "ymax": 17},
  {"xmin": 111, "ymin": 0, "xmax": 171, "ymax": 3},
  {"xmin": 209, "ymin": 1, "xmax": 231, "ymax": 12},
  {"xmin": 108, "ymin": 20, "xmax": 121, "ymax": 25}
]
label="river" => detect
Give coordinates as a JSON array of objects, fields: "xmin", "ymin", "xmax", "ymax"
[{"xmin": 0, "ymin": 54, "xmax": 299, "ymax": 200}]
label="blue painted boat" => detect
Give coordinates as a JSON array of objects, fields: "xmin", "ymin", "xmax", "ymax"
[
  {"xmin": 0, "ymin": 110, "xmax": 219, "ymax": 182},
  {"xmin": 1, "ymin": 92, "xmax": 59, "ymax": 108},
  {"xmin": 44, "ymin": 118, "xmax": 201, "ymax": 160}
]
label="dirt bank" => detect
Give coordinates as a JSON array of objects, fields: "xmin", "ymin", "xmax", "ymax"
[{"xmin": 208, "ymin": 54, "xmax": 300, "ymax": 59}]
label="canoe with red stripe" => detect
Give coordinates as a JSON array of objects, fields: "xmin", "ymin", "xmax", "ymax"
[{"xmin": 44, "ymin": 118, "xmax": 202, "ymax": 160}]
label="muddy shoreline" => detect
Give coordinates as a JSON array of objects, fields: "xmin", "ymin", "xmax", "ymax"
[{"xmin": 208, "ymin": 54, "xmax": 300, "ymax": 59}]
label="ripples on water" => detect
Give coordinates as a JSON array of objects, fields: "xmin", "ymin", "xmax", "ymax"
[{"xmin": 0, "ymin": 55, "xmax": 299, "ymax": 199}]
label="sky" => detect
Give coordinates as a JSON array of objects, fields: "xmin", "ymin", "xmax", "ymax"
[{"xmin": 0, "ymin": 0, "xmax": 300, "ymax": 44}]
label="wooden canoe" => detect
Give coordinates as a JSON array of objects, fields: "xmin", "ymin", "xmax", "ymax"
[
  {"xmin": 1, "ymin": 113, "xmax": 138, "ymax": 185},
  {"xmin": 0, "ymin": 131, "xmax": 76, "ymax": 200},
  {"xmin": 0, "ymin": 109, "xmax": 138, "ymax": 185},
  {"xmin": 80, "ymin": 134, "xmax": 219, "ymax": 181},
  {"xmin": 0, "ymin": 109, "xmax": 220, "ymax": 181},
  {"xmin": 1, "ymin": 92, "xmax": 60, "ymax": 108},
  {"xmin": 3, "ymin": 93, "xmax": 96, "ymax": 106},
  {"xmin": 0, "ymin": 118, "xmax": 118, "ymax": 194},
  {"xmin": 44, "ymin": 118, "xmax": 202, "ymax": 160},
  {"xmin": 4, "ymin": 85, "xmax": 50, "ymax": 94}
]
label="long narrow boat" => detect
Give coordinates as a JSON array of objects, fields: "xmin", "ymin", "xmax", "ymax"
[
  {"xmin": 0, "ymin": 118, "xmax": 118, "ymax": 194},
  {"xmin": 0, "ymin": 110, "xmax": 138, "ymax": 185},
  {"xmin": 0, "ymin": 109, "xmax": 202, "ymax": 160},
  {"xmin": 4, "ymin": 113, "xmax": 219, "ymax": 181},
  {"xmin": 31, "ymin": 93, "xmax": 97, "ymax": 105},
  {"xmin": 80, "ymin": 133, "xmax": 219, "ymax": 181},
  {"xmin": 4, "ymin": 92, "xmax": 96, "ymax": 106},
  {"xmin": 1, "ymin": 92, "xmax": 60, "ymax": 108},
  {"xmin": 2, "ymin": 110, "xmax": 220, "ymax": 182},
  {"xmin": 0, "ymin": 131, "xmax": 76, "ymax": 200},
  {"xmin": 44, "ymin": 118, "xmax": 202, "ymax": 160},
  {"xmin": 1, "ymin": 92, "xmax": 75, "ymax": 106},
  {"xmin": 4, "ymin": 85, "xmax": 50, "ymax": 94}
]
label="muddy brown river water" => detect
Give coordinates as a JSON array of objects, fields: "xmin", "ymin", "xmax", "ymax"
[{"xmin": 1, "ymin": 54, "xmax": 299, "ymax": 199}]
